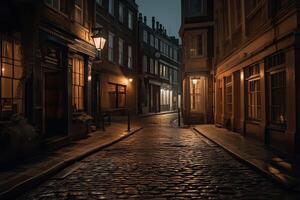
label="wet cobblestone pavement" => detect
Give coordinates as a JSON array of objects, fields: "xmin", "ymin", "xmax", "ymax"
[{"xmin": 19, "ymin": 122, "xmax": 298, "ymax": 199}]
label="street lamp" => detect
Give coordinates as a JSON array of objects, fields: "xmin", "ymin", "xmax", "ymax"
[
  {"xmin": 128, "ymin": 78, "xmax": 133, "ymax": 83},
  {"xmin": 92, "ymin": 26, "xmax": 106, "ymax": 59}
]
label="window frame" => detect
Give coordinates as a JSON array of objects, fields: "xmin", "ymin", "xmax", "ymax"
[
  {"xmin": 72, "ymin": 56, "xmax": 85, "ymax": 112},
  {"xmin": 108, "ymin": 32, "xmax": 114, "ymax": 62},
  {"xmin": 74, "ymin": 0, "xmax": 84, "ymax": 25},
  {"xmin": 0, "ymin": 37, "xmax": 23, "ymax": 115}
]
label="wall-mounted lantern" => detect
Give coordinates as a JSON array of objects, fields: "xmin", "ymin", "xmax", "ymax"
[{"xmin": 92, "ymin": 26, "xmax": 106, "ymax": 59}]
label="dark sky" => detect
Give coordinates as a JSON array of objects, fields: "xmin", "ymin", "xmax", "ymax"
[{"xmin": 136, "ymin": 0, "xmax": 181, "ymax": 39}]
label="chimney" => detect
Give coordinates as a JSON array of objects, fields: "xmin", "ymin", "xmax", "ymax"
[
  {"xmin": 139, "ymin": 13, "xmax": 142, "ymax": 22},
  {"xmin": 159, "ymin": 24, "xmax": 162, "ymax": 33},
  {"xmin": 152, "ymin": 17, "xmax": 155, "ymax": 30},
  {"xmin": 143, "ymin": 16, "xmax": 147, "ymax": 24},
  {"xmin": 156, "ymin": 21, "xmax": 159, "ymax": 31}
]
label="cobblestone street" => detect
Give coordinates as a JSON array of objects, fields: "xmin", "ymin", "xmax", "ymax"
[{"xmin": 18, "ymin": 115, "xmax": 298, "ymax": 199}]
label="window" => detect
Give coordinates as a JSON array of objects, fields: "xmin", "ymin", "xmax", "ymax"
[
  {"xmin": 0, "ymin": 38, "xmax": 23, "ymax": 114},
  {"xmin": 174, "ymin": 70, "xmax": 178, "ymax": 82},
  {"xmin": 118, "ymin": 38, "xmax": 124, "ymax": 65},
  {"xmin": 96, "ymin": 0, "xmax": 102, "ymax": 6},
  {"xmin": 187, "ymin": 0, "xmax": 206, "ymax": 17},
  {"xmin": 74, "ymin": 0, "xmax": 83, "ymax": 24},
  {"xmin": 225, "ymin": 76, "xmax": 232, "ymax": 116},
  {"xmin": 119, "ymin": 3, "xmax": 124, "ymax": 23},
  {"xmin": 245, "ymin": 64, "xmax": 261, "ymax": 121},
  {"xmin": 109, "ymin": 0, "xmax": 114, "ymax": 15},
  {"xmin": 154, "ymin": 60, "xmax": 159, "ymax": 75},
  {"xmin": 108, "ymin": 32, "xmax": 114, "ymax": 62},
  {"xmin": 155, "ymin": 38, "xmax": 159, "ymax": 49},
  {"xmin": 72, "ymin": 57, "xmax": 85, "ymax": 111},
  {"xmin": 149, "ymin": 58, "xmax": 154, "ymax": 74},
  {"xmin": 128, "ymin": 11, "xmax": 133, "ymax": 29},
  {"xmin": 128, "ymin": 45, "xmax": 132, "ymax": 68},
  {"xmin": 270, "ymin": 71, "xmax": 286, "ymax": 124},
  {"xmin": 143, "ymin": 30, "xmax": 148, "ymax": 43},
  {"xmin": 160, "ymin": 41, "xmax": 164, "ymax": 52},
  {"xmin": 150, "ymin": 35, "xmax": 154, "ymax": 47},
  {"xmin": 108, "ymin": 83, "xmax": 126, "ymax": 108},
  {"xmin": 265, "ymin": 52, "xmax": 286, "ymax": 125},
  {"xmin": 174, "ymin": 49, "xmax": 178, "ymax": 61},
  {"xmin": 45, "ymin": 0, "xmax": 67, "ymax": 13},
  {"xmin": 143, "ymin": 55, "xmax": 148, "ymax": 72},
  {"xmin": 189, "ymin": 33, "xmax": 205, "ymax": 57}
]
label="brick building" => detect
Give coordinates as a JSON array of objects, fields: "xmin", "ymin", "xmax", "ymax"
[{"xmin": 138, "ymin": 15, "xmax": 181, "ymax": 114}]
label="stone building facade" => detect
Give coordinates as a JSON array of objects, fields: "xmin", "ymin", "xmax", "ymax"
[
  {"xmin": 0, "ymin": 0, "xmax": 138, "ymax": 149},
  {"xmin": 180, "ymin": 0, "xmax": 214, "ymax": 124},
  {"xmin": 0, "ymin": 0, "xmax": 98, "ymax": 141},
  {"xmin": 213, "ymin": 0, "xmax": 300, "ymax": 155},
  {"xmin": 138, "ymin": 15, "xmax": 181, "ymax": 114},
  {"xmin": 93, "ymin": 0, "xmax": 138, "ymax": 117}
]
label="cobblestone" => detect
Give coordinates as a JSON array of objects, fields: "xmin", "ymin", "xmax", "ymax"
[{"xmin": 18, "ymin": 124, "xmax": 299, "ymax": 199}]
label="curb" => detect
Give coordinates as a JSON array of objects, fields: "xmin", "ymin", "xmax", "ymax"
[
  {"xmin": 0, "ymin": 127, "xmax": 143, "ymax": 200},
  {"xmin": 193, "ymin": 127, "xmax": 300, "ymax": 192},
  {"xmin": 138, "ymin": 111, "xmax": 177, "ymax": 118}
]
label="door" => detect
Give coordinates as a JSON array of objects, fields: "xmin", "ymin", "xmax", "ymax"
[
  {"xmin": 189, "ymin": 76, "xmax": 207, "ymax": 123},
  {"xmin": 45, "ymin": 71, "xmax": 66, "ymax": 137}
]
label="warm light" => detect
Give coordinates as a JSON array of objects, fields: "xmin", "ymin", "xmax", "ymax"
[
  {"xmin": 192, "ymin": 79, "xmax": 198, "ymax": 85},
  {"xmin": 88, "ymin": 75, "xmax": 92, "ymax": 81},
  {"xmin": 240, "ymin": 72, "xmax": 244, "ymax": 81},
  {"xmin": 93, "ymin": 36, "xmax": 106, "ymax": 50},
  {"xmin": 92, "ymin": 27, "xmax": 106, "ymax": 51},
  {"xmin": 128, "ymin": 78, "xmax": 133, "ymax": 83},
  {"xmin": 1, "ymin": 68, "xmax": 4, "ymax": 72}
]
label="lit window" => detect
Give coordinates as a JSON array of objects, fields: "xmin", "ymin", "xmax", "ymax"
[
  {"xmin": 128, "ymin": 45, "xmax": 132, "ymax": 68},
  {"xmin": 119, "ymin": 3, "xmax": 124, "ymax": 23},
  {"xmin": 118, "ymin": 38, "xmax": 124, "ymax": 65},
  {"xmin": 0, "ymin": 38, "xmax": 23, "ymax": 114},
  {"xmin": 74, "ymin": 0, "xmax": 83, "ymax": 24},
  {"xmin": 72, "ymin": 57, "xmax": 85, "ymax": 111},
  {"xmin": 109, "ymin": 0, "xmax": 114, "ymax": 15},
  {"xmin": 108, "ymin": 32, "xmax": 114, "ymax": 62}
]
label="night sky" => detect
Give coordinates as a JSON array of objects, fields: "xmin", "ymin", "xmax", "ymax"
[{"xmin": 136, "ymin": 0, "xmax": 181, "ymax": 40}]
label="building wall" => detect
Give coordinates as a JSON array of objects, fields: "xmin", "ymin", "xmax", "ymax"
[
  {"xmin": 214, "ymin": 0, "xmax": 299, "ymax": 154},
  {"xmin": 138, "ymin": 15, "xmax": 181, "ymax": 115},
  {"xmin": 180, "ymin": 0, "xmax": 214, "ymax": 124},
  {"xmin": 93, "ymin": 0, "xmax": 138, "ymax": 115}
]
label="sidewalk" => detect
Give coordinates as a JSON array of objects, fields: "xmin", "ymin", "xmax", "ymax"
[
  {"xmin": 194, "ymin": 125, "xmax": 300, "ymax": 191},
  {"xmin": 0, "ymin": 122, "xmax": 142, "ymax": 200}
]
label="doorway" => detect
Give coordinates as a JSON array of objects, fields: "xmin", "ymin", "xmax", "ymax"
[{"xmin": 44, "ymin": 70, "xmax": 66, "ymax": 138}]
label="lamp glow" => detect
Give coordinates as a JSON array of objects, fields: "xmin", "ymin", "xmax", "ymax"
[{"xmin": 192, "ymin": 79, "xmax": 198, "ymax": 85}]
